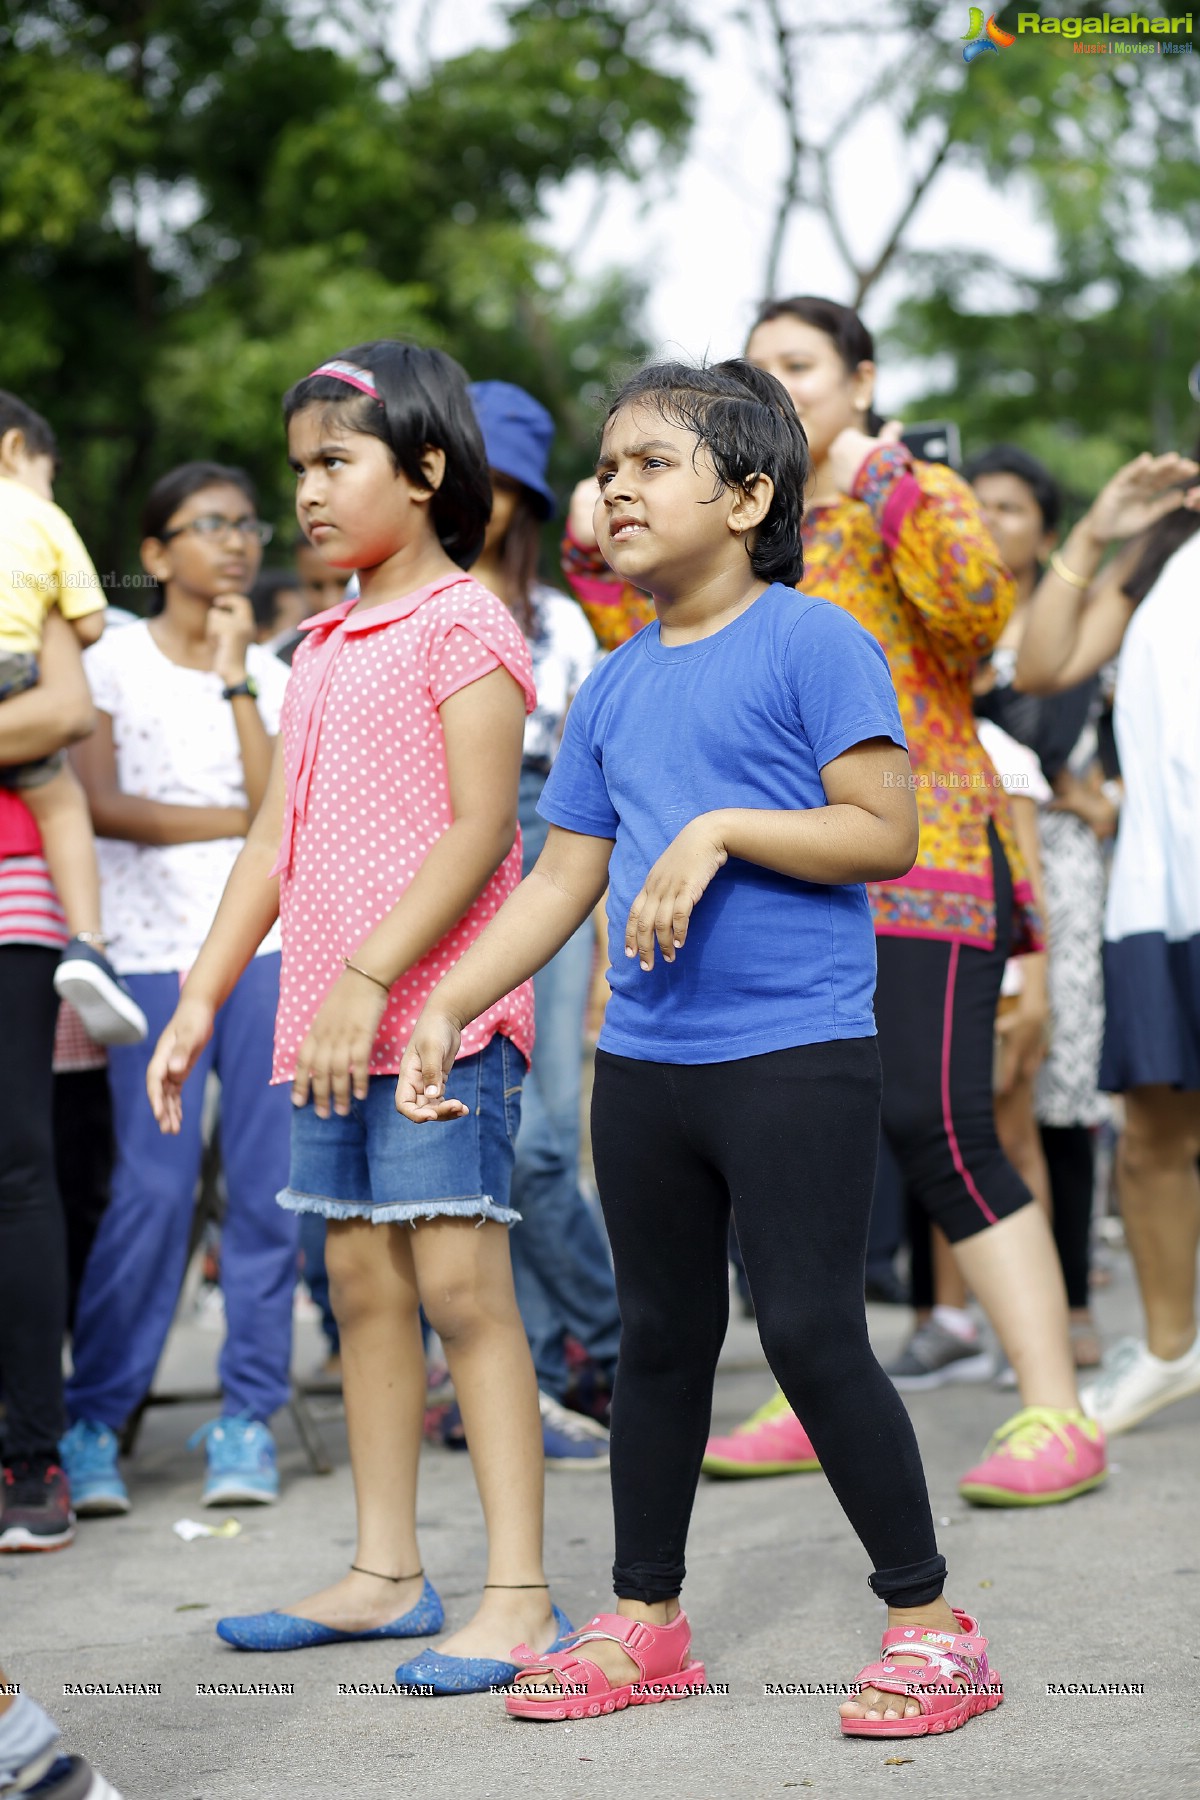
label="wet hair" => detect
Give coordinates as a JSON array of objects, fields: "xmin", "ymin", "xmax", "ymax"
[
  {"xmin": 1121, "ymin": 432, "xmax": 1200, "ymax": 606},
  {"xmin": 749, "ymin": 296, "xmax": 884, "ymax": 434},
  {"xmin": 0, "ymin": 390, "xmax": 58, "ymax": 464},
  {"xmin": 605, "ymin": 358, "xmax": 810, "ymax": 587},
  {"xmin": 963, "ymin": 443, "xmax": 1063, "ymax": 534},
  {"xmin": 140, "ymin": 460, "xmax": 258, "ymax": 615},
  {"xmin": 283, "ymin": 341, "xmax": 491, "ymax": 569}
]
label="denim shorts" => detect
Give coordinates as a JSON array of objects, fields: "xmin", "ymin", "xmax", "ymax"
[{"xmin": 277, "ymin": 1035, "xmax": 524, "ymax": 1227}]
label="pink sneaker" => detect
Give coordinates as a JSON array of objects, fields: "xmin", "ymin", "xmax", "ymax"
[
  {"xmin": 702, "ymin": 1389, "xmax": 821, "ymax": 1478},
  {"xmin": 958, "ymin": 1406, "xmax": 1106, "ymax": 1506}
]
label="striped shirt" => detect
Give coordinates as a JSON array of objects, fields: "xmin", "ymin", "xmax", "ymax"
[{"xmin": 0, "ymin": 851, "xmax": 69, "ymax": 950}]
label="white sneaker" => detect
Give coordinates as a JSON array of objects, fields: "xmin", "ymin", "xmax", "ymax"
[{"xmin": 1079, "ymin": 1333, "xmax": 1200, "ymax": 1435}]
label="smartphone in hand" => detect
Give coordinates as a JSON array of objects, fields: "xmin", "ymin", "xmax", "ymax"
[{"xmin": 899, "ymin": 421, "xmax": 962, "ymax": 469}]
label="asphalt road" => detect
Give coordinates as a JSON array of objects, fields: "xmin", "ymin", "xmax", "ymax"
[{"xmin": 5, "ymin": 1250, "xmax": 1197, "ymax": 1800}]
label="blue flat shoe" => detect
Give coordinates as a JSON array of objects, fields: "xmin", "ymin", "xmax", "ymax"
[
  {"xmin": 216, "ymin": 1579, "xmax": 444, "ymax": 1650},
  {"xmin": 393, "ymin": 1605, "xmax": 574, "ymax": 1696}
]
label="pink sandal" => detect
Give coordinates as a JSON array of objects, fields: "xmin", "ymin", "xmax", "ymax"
[
  {"xmin": 505, "ymin": 1611, "xmax": 706, "ymax": 1721},
  {"xmin": 840, "ymin": 1609, "xmax": 1003, "ymax": 1738}
]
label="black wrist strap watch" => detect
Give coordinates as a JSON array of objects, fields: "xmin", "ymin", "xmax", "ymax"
[{"xmin": 222, "ymin": 676, "xmax": 259, "ymax": 702}]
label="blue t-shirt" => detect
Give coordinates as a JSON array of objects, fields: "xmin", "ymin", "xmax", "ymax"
[{"xmin": 538, "ymin": 583, "xmax": 907, "ymax": 1063}]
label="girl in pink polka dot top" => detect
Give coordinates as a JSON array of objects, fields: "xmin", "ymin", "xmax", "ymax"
[{"xmin": 147, "ymin": 342, "xmax": 576, "ymax": 1688}]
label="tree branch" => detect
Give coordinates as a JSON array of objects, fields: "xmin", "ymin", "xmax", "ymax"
[
  {"xmin": 853, "ymin": 126, "xmax": 954, "ymax": 306},
  {"xmin": 760, "ymin": 0, "xmax": 805, "ymax": 296}
]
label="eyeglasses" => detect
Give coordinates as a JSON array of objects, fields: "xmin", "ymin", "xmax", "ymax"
[{"xmin": 160, "ymin": 514, "xmax": 274, "ymax": 546}]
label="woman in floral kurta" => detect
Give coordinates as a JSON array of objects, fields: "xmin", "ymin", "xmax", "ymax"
[{"xmin": 561, "ymin": 300, "xmax": 1105, "ymax": 1515}]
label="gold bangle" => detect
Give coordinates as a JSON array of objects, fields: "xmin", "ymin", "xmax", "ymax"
[
  {"xmin": 1048, "ymin": 549, "xmax": 1091, "ymax": 591},
  {"xmin": 341, "ymin": 955, "xmax": 391, "ymax": 995}
]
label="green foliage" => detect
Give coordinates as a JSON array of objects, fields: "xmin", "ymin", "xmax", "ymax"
[{"xmin": 0, "ymin": 0, "xmax": 692, "ymax": 572}]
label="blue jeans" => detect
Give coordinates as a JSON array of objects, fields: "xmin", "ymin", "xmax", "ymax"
[
  {"xmin": 66, "ymin": 955, "xmax": 296, "ymax": 1428},
  {"xmin": 509, "ymin": 767, "xmax": 620, "ymax": 1400},
  {"xmin": 280, "ymin": 1036, "xmax": 521, "ymax": 1224}
]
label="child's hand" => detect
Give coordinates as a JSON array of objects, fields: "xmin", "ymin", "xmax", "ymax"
[
  {"xmin": 207, "ymin": 594, "xmax": 257, "ymax": 688},
  {"xmin": 625, "ymin": 816, "xmax": 728, "ymax": 971},
  {"xmin": 396, "ymin": 1011, "xmax": 467, "ymax": 1122},
  {"xmin": 292, "ymin": 970, "xmax": 389, "ymax": 1120},
  {"xmin": 147, "ymin": 997, "xmax": 216, "ymax": 1134}
]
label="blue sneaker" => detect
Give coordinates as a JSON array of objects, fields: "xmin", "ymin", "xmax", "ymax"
[
  {"xmin": 538, "ymin": 1391, "xmax": 610, "ymax": 1470},
  {"xmin": 53, "ymin": 939, "xmax": 147, "ymax": 1046},
  {"xmin": 189, "ymin": 1415, "xmax": 278, "ymax": 1506},
  {"xmin": 58, "ymin": 1420, "xmax": 130, "ymax": 1518}
]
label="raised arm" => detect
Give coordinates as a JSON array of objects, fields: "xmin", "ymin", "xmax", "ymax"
[
  {"xmin": 845, "ymin": 442, "xmax": 1016, "ymax": 671},
  {"xmin": 1016, "ymin": 451, "xmax": 1199, "ymax": 694},
  {"xmin": 0, "ymin": 612, "xmax": 95, "ymax": 765}
]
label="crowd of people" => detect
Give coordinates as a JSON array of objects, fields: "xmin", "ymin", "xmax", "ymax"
[{"xmin": 1, "ymin": 290, "xmax": 1198, "ymax": 1794}]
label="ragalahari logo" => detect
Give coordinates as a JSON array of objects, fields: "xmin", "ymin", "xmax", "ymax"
[{"xmin": 962, "ymin": 9, "xmax": 1017, "ymax": 59}]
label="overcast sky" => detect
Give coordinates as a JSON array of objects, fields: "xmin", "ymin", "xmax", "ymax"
[{"xmin": 400, "ymin": 3, "xmax": 1066, "ymax": 407}]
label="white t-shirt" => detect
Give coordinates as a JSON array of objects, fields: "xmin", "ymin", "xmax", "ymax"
[
  {"xmin": 524, "ymin": 585, "xmax": 601, "ymax": 764},
  {"xmin": 84, "ymin": 622, "xmax": 289, "ymax": 973}
]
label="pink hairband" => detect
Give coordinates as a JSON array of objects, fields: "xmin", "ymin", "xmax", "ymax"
[{"xmin": 308, "ymin": 360, "xmax": 379, "ymax": 400}]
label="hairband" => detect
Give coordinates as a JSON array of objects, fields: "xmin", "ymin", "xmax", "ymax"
[{"xmin": 308, "ymin": 359, "xmax": 379, "ymax": 400}]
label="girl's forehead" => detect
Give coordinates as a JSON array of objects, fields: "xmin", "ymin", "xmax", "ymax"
[
  {"xmin": 287, "ymin": 400, "xmax": 356, "ymax": 446},
  {"xmin": 599, "ymin": 401, "xmax": 694, "ymax": 457},
  {"xmin": 172, "ymin": 481, "xmax": 250, "ymax": 518}
]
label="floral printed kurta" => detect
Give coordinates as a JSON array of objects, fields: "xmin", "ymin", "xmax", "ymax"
[{"xmin": 561, "ymin": 444, "xmax": 1039, "ymax": 953}]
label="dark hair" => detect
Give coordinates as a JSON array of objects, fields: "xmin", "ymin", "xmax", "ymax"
[
  {"xmin": 140, "ymin": 460, "xmax": 258, "ymax": 615},
  {"xmin": 283, "ymin": 341, "xmax": 491, "ymax": 569},
  {"xmin": 249, "ymin": 568, "xmax": 301, "ymax": 633},
  {"xmin": 605, "ymin": 358, "xmax": 811, "ymax": 587},
  {"xmin": 963, "ymin": 443, "xmax": 1063, "ymax": 534},
  {"xmin": 492, "ymin": 484, "xmax": 543, "ymax": 638},
  {"xmin": 749, "ymin": 296, "xmax": 884, "ymax": 434},
  {"xmin": 0, "ymin": 390, "xmax": 58, "ymax": 464},
  {"xmin": 1122, "ymin": 433, "xmax": 1200, "ymax": 606}
]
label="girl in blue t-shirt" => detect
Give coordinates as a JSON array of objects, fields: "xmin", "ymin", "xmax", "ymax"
[{"xmin": 398, "ymin": 359, "xmax": 1003, "ymax": 1740}]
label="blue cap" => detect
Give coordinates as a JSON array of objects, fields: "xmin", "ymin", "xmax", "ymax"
[{"xmin": 468, "ymin": 381, "xmax": 557, "ymax": 520}]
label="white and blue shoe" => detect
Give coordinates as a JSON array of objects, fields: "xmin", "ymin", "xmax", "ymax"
[
  {"xmin": 190, "ymin": 1415, "xmax": 279, "ymax": 1506},
  {"xmin": 53, "ymin": 939, "xmax": 147, "ymax": 1046},
  {"xmin": 539, "ymin": 1391, "xmax": 610, "ymax": 1470},
  {"xmin": 58, "ymin": 1420, "xmax": 130, "ymax": 1518}
]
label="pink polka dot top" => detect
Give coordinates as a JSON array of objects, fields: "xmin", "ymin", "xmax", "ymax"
[{"xmin": 270, "ymin": 573, "xmax": 537, "ymax": 1084}]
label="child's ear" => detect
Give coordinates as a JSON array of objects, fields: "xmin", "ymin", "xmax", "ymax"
[
  {"xmin": 729, "ymin": 473, "xmax": 775, "ymax": 537},
  {"xmin": 0, "ymin": 427, "xmax": 26, "ymax": 476},
  {"xmin": 413, "ymin": 445, "xmax": 447, "ymax": 500},
  {"xmin": 140, "ymin": 536, "xmax": 171, "ymax": 584}
]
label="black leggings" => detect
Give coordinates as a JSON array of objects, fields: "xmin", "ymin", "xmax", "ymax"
[
  {"xmin": 1041, "ymin": 1124, "xmax": 1094, "ymax": 1311},
  {"xmin": 591, "ymin": 1039, "xmax": 945, "ymax": 1610},
  {"xmin": 876, "ymin": 822, "xmax": 1032, "ymax": 1247},
  {"xmin": 0, "ymin": 945, "xmax": 67, "ymax": 1462}
]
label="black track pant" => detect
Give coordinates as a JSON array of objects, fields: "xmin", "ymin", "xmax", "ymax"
[
  {"xmin": 591, "ymin": 1038, "xmax": 945, "ymax": 1610},
  {"xmin": 0, "ymin": 946, "xmax": 67, "ymax": 1461}
]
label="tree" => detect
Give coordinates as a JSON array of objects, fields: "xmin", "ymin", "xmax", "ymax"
[
  {"xmin": 0, "ymin": 0, "xmax": 695, "ymax": 571},
  {"xmin": 739, "ymin": 1, "xmax": 1200, "ymax": 473}
]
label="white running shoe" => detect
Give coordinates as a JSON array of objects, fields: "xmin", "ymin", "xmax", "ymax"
[{"xmin": 1079, "ymin": 1332, "xmax": 1200, "ymax": 1435}]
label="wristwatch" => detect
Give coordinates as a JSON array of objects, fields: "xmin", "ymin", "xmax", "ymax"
[{"xmin": 222, "ymin": 676, "xmax": 260, "ymax": 702}]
